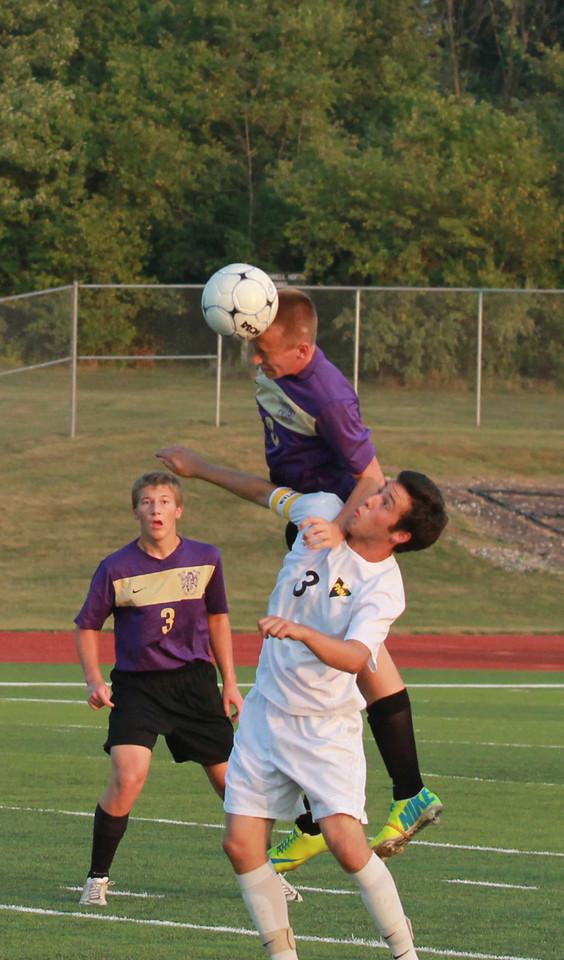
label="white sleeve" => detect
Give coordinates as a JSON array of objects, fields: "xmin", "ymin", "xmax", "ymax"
[
  {"xmin": 268, "ymin": 488, "xmax": 344, "ymax": 525},
  {"xmin": 345, "ymin": 582, "xmax": 405, "ymax": 671}
]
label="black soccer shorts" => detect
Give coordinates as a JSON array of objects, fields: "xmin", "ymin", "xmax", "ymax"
[{"xmin": 104, "ymin": 659, "xmax": 234, "ymax": 765}]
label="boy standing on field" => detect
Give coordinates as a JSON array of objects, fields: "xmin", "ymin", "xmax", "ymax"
[{"xmin": 75, "ymin": 471, "xmax": 242, "ymax": 906}]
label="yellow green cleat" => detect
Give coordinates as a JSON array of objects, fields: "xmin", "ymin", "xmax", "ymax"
[
  {"xmin": 370, "ymin": 787, "xmax": 443, "ymax": 859},
  {"xmin": 268, "ymin": 824, "xmax": 329, "ymax": 873}
]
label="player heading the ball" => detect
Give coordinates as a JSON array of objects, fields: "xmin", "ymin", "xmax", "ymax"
[{"xmin": 202, "ymin": 262, "xmax": 279, "ymax": 339}]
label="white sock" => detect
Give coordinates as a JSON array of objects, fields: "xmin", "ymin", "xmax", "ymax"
[
  {"xmin": 352, "ymin": 854, "xmax": 418, "ymax": 959},
  {"xmin": 237, "ymin": 862, "xmax": 298, "ymax": 959}
]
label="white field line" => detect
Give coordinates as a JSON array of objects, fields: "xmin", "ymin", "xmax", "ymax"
[
  {"xmin": 418, "ymin": 739, "xmax": 564, "ymax": 751},
  {"xmin": 63, "ymin": 885, "xmax": 165, "ymax": 899},
  {"xmin": 420, "ymin": 771, "xmax": 562, "ymax": 788},
  {"xmin": 1, "ymin": 803, "xmax": 563, "ymax": 859},
  {"xmin": 2, "ymin": 718, "xmax": 563, "ymax": 757},
  {"xmin": 403, "ymin": 684, "xmax": 564, "ymax": 690},
  {"xmin": 0, "ymin": 903, "xmax": 543, "ymax": 960},
  {"xmin": 0, "ymin": 680, "xmax": 85, "ymax": 688},
  {"xmin": 2, "ymin": 722, "xmax": 97, "ymax": 730},
  {"xmin": 444, "ymin": 879, "xmax": 538, "ymax": 891},
  {"xmin": 0, "ymin": 683, "xmax": 89, "ymax": 687},
  {"xmin": 1, "ymin": 681, "xmax": 564, "ymax": 689},
  {"xmin": 413, "ymin": 838, "xmax": 564, "ymax": 857},
  {"xmin": 0, "ymin": 697, "xmax": 86, "ymax": 704},
  {"xmin": 296, "ymin": 878, "xmax": 538, "ymax": 895},
  {"xmin": 2, "ymin": 719, "xmax": 562, "ymax": 755},
  {"xmin": 294, "ymin": 883, "xmax": 357, "ymax": 895}
]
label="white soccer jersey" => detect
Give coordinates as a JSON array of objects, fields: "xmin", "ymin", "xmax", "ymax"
[{"xmin": 254, "ymin": 488, "xmax": 406, "ymax": 716}]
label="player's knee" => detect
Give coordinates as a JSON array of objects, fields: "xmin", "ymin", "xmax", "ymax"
[
  {"xmin": 111, "ymin": 766, "xmax": 146, "ymax": 798},
  {"xmin": 222, "ymin": 831, "xmax": 251, "ymax": 870},
  {"xmin": 222, "ymin": 831, "xmax": 238, "ymax": 864}
]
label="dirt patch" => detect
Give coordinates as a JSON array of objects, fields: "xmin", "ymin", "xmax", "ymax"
[{"xmin": 443, "ymin": 483, "xmax": 564, "ymax": 575}]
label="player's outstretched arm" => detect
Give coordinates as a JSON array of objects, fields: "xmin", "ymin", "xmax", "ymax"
[
  {"xmin": 75, "ymin": 628, "xmax": 114, "ymax": 710},
  {"xmin": 156, "ymin": 445, "xmax": 274, "ymax": 507}
]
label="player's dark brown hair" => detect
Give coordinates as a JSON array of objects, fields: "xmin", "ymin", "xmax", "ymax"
[
  {"xmin": 392, "ymin": 471, "xmax": 448, "ymax": 553},
  {"xmin": 271, "ymin": 288, "xmax": 318, "ymax": 345},
  {"xmin": 131, "ymin": 472, "xmax": 183, "ymax": 508}
]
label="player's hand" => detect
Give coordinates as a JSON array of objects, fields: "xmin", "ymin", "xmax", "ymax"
[
  {"xmin": 222, "ymin": 680, "xmax": 244, "ymax": 724},
  {"xmin": 300, "ymin": 516, "xmax": 344, "ymax": 550},
  {"xmin": 86, "ymin": 681, "xmax": 114, "ymax": 711},
  {"xmin": 258, "ymin": 615, "xmax": 306, "ymax": 643},
  {"xmin": 155, "ymin": 445, "xmax": 206, "ymax": 478}
]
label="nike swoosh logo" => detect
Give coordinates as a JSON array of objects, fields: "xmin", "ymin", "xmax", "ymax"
[{"xmin": 132, "ymin": 588, "xmax": 144, "ymax": 594}]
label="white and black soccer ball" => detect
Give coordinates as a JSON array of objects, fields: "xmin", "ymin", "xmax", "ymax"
[{"xmin": 201, "ymin": 263, "xmax": 279, "ymax": 340}]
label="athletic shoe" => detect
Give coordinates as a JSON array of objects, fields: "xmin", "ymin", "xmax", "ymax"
[
  {"xmin": 268, "ymin": 825, "xmax": 328, "ymax": 873},
  {"xmin": 279, "ymin": 874, "xmax": 304, "ymax": 903},
  {"xmin": 370, "ymin": 787, "xmax": 443, "ymax": 859},
  {"xmin": 79, "ymin": 876, "xmax": 111, "ymax": 906}
]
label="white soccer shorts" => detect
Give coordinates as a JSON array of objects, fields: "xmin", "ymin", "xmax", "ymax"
[{"xmin": 224, "ymin": 687, "xmax": 367, "ymax": 823}]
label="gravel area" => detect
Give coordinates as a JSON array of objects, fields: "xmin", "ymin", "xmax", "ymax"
[{"xmin": 443, "ymin": 484, "xmax": 564, "ymax": 575}]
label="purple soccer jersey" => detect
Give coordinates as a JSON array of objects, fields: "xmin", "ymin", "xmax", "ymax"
[
  {"xmin": 255, "ymin": 346, "xmax": 376, "ymax": 502},
  {"xmin": 75, "ymin": 537, "xmax": 228, "ymax": 671}
]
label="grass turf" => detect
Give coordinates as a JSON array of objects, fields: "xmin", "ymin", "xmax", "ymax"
[
  {"xmin": 1, "ymin": 663, "xmax": 563, "ymax": 960},
  {"xmin": 2, "ymin": 366, "xmax": 563, "ymax": 632}
]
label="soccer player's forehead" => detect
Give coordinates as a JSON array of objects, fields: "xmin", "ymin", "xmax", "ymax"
[
  {"xmin": 139, "ymin": 484, "xmax": 180, "ymax": 506},
  {"xmin": 387, "ymin": 481, "xmax": 411, "ymax": 513}
]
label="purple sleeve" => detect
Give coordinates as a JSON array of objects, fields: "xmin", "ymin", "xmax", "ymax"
[
  {"xmin": 205, "ymin": 552, "xmax": 229, "ymax": 615},
  {"xmin": 316, "ymin": 399, "xmax": 376, "ymax": 476},
  {"xmin": 74, "ymin": 560, "xmax": 115, "ymax": 630}
]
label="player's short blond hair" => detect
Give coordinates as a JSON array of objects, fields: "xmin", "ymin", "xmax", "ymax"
[
  {"xmin": 131, "ymin": 472, "xmax": 183, "ymax": 508},
  {"xmin": 271, "ymin": 288, "xmax": 318, "ymax": 345}
]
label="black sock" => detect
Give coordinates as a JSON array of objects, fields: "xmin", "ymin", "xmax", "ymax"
[
  {"xmin": 87, "ymin": 804, "xmax": 129, "ymax": 878},
  {"xmin": 295, "ymin": 795, "xmax": 321, "ymax": 836},
  {"xmin": 366, "ymin": 689, "xmax": 424, "ymax": 801}
]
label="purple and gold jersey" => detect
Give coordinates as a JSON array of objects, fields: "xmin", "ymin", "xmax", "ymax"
[
  {"xmin": 74, "ymin": 537, "xmax": 228, "ymax": 672},
  {"xmin": 255, "ymin": 347, "xmax": 375, "ymax": 501}
]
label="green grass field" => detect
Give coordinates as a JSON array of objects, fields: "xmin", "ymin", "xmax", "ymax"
[
  {"xmin": 1, "ymin": 662, "xmax": 563, "ymax": 960},
  {"xmin": 2, "ymin": 365, "xmax": 563, "ymax": 632}
]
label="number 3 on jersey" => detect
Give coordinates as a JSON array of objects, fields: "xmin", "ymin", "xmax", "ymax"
[
  {"xmin": 161, "ymin": 607, "xmax": 175, "ymax": 634},
  {"xmin": 264, "ymin": 415, "xmax": 280, "ymax": 448}
]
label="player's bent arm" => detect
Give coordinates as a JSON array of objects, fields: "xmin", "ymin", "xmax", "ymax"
[
  {"xmin": 156, "ymin": 445, "xmax": 274, "ymax": 507},
  {"xmin": 300, "ymin": 464, "xmax": 386, "ymax": 551},
  {"xmin": 75, "ymin": 628, "xmax": 114, "ymax": 710},
  {"xmin": 258, "ymin": 616, "xmax": 370, "ymax": 674},
  {"xmin": 356, "ymin": 455, "xmax": 385, "ymax": 487},
  {"xmin": 328, "ymin": 459, "xmax": 386, "ymax": 540},
  {"xmin": 208, "ymin": 613, "xmax": 244, "ymax": 721}
]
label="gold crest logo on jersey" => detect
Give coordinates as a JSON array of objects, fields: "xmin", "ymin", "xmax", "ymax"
[
  {"xmin": 180, "ymin": 570, "xmax": 200, "ymax": 595},
  {"xmin": 329, "ymin": 577, "xmax": 352, "ymax": 598}
]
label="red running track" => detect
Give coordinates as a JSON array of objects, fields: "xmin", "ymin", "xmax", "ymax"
[{"xmin": 1, "ymin": 631, "xmax": 563, "ymax": 671}]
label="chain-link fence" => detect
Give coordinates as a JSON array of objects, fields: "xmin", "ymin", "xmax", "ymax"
[{"xmin": 1, "ymin": 282, "xmax": 562, "ymax": 439}]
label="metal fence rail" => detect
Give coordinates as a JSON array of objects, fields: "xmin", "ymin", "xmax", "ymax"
[{"xmin": 1, "ymin": 281, "xmax": 562, "ymax": 437}]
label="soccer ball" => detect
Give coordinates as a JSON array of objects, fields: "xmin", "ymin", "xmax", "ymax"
[{"xmin": 201, "ymin": 263, "xmax": 279, "ymax": 339}]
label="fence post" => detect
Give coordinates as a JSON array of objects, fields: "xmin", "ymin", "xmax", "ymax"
[
  {"xmin": 476, "ymin": 289, "xmax": 483, "ymax": 427},
  {"xmin": 353, "ymin": 287, "xmax": 361, "ymax": 395},
  {"xmin": 70, "ymin": 281, "xmax": 79, "ymax": 438}
]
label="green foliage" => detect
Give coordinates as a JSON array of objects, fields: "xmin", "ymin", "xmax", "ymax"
[
  {"xmin": 333, "ymin": 291, "xmax": 477, "ymax": 384},
  {"xmin": 0, "ymin": 0, "xmax": 562, "ymax": 297}
]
